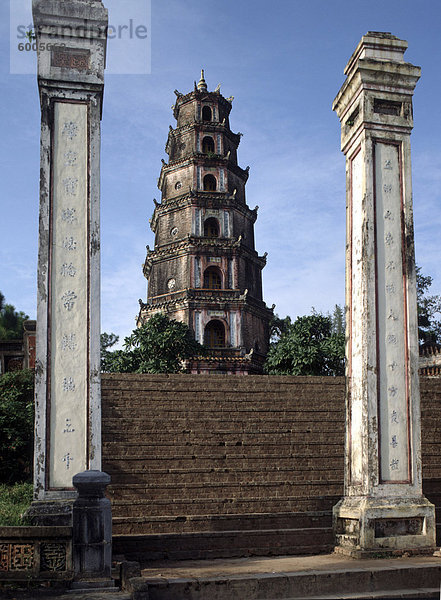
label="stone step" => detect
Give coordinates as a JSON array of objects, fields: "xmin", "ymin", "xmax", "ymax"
[
  {"xmin": 103, "ymin": 416, "xmax": 344, "ymax": 425},
  {"xmin": 102, "ymin": 427, "xmax": 345, "ymax": 439},
  {"xmin": 102, "ymin": 415, "xmax": 344, "ymax": 425},
  {"xmin": 104, "ymin": 462, "xmax": 344, "ymax": 471},
  {"xmin": 125, "ymin": 555, "xmax": 441, "ymax": 600},
  {"xmin": 103, "ymin": 421, "xmax": 343, "ymax": 432},
  {"xmin": 291, "ymin": 590, "xmax": 439, "ymax": 599},
  {"xmin": 103, "ymin": 440, "xmax": 345, "ymax": 452},
  {"xmin": 110, "ymin": 496, "xmax": 338, "ymax": 518},
  {"xmin": 101, "ymin": 373, "xmax": 345, "ymax": 390},
  {"xmin": 8, "ymin": 591, "xmax": 132, "ymax": 600},
  {"xmin": 108, "ymin": 480, "xmax": 343, "ymax": 501},
  {"xmin": 114, "ymin": 528, "xmax": 334, "ymax": 562},
  {"xmin": 103, "ymin": 456, "xmax": 343, "ymax": 472},
  {"xmin": 103, "ymin": 455, "xmax": 343, "ymax": 469},
  {"xmin": 111, "ymin": 510, "xmax": 333, "ymax": 535},
  {"xmin": 111, "ymin": 519, "xmax": 441, "ymax": 543},
  {"xmin": 103, "ymin": 441, "xmax": 344, "ymax": 454},
  {"xmin": 103, "ymin": 403, "xmax": 344, "ymax": 414},
  {"xmin": 103, "ymin": 396, "xmax": 344, "ymax": 406},
  {"xmin": 105, "ymin": 468, "xmax": 343, "ymax": 485}
]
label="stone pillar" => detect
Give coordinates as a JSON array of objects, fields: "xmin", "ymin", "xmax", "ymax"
[
  {"xmin": 30, "ymin": 0, "xmax": 108, "ymax": 523},
  {"xmin": 71, "ymin": 471, "xmax": 113, "ymax": 589},
  {"xmin": 332, "ymin": 32, "xmax": 436, "ymax": 557}
]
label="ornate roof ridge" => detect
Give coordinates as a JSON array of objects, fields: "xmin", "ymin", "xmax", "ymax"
[{"xmin": 153, "ymin": 195, "xmax": 256, "ymax": 218}]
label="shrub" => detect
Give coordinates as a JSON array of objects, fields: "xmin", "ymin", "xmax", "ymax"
[
  {"xmin": 0, "ymin": 482, "xmax": 33, "ymax": 525},
  {"xmin": 0, "ymin": 369, "xmax": 34, "ymax": 484}
]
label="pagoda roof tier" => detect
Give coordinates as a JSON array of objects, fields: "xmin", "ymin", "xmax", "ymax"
[
  {"xmin": 139, "ymin": 288, "xmax": 272, "ymax": 317},
  {"xmin": 142, "ymin": 237, "xmax": 267, "ymax": 278},
  {"xmin": 150, "ymin": 194, "xmax": 258, "ymax": 233},
  {"xmin": 165, "ymin": 122, "xmax": 241, "ymax": 155},
  {"xmin": 172, "ymin": 88, "xmax": 233, "ymax": 121},
  {"xmin": 157, "ymin": 155, "xmax": 249, "ymax": 190}
]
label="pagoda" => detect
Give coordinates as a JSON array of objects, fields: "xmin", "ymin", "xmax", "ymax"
[{"xmin": 138, "ymin": 71, "xmax": 272, "ymax": 373}]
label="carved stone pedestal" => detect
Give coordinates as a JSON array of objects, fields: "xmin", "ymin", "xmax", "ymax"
[{"xmin": 334, "ymin": 496, "xmax": 436, "ymax": 558}]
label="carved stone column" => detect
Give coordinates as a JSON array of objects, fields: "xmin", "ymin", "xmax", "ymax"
[
  {"xmin": 29, "ymin": 0, "xmax": 108, "ymax": 524},
  {"xmin": 332, "ymin": 32, "xmax": 436, "ymax": 556},
  {"xmin": 71, "ymin": 470, "xmax": 113, "ymax": 590}
]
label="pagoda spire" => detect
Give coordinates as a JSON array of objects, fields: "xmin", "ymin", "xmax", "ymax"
[{"xmin": 197, "ymin": 69, "xmax": 207, "ymax": 91}]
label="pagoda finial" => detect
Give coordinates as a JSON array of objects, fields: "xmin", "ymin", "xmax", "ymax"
[{"xmin": 197, "ymin": 69, "xmax": 207, "ymax": 91}]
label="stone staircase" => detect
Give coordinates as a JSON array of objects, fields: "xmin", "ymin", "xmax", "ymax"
[
  {"xmin": 101, "ymin": 374, "xmax": 441, "ymax": 563},
  {"xmin": 101, "ymin": 374, "xmax": 345, "ymax": 560}
]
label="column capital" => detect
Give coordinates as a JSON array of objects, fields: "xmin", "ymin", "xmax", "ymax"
[
  {"xmin": 333, "ymin": 32, "xmax": 421, "ymax": 154},
  {"xmin": 32, "ymin": 0, "xmax": 108, "ymax": 91}
]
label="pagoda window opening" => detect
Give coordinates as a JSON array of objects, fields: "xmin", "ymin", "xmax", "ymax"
[
  {"xmin": 202, "ymin": 136, "xmax": 215, "ymax": 154},
  {"xmin": 203, "ymin": 266, "xmax": 222, "ymax": 289},
  {"xmin": 204, "ymin": 217, "xmax": 219, "ymax": 238},
  {"xmin": 203, "ymin": 174, "xmax": 217, "ymax": 191},
  {"xmin": 204, "ymin": 320, "xmax": 225, "ymax": 348},
  {"xmin": 202, "ymin": 105, "xmax": 212, "ymax": 122}
]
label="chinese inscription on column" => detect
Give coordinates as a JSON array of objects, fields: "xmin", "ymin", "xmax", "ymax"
[
  {"xmin": 375, "ymin": 142, "xmax": 410, "ymax": 482},
  {"xmin": 49, "ymin": 102, "xmax": 88, "ymax": 488}
]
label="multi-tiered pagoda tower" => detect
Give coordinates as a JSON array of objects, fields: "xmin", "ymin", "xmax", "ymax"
[{"xmin": 138, "ymin": 71, "xmax": 272, "ymax": 373}]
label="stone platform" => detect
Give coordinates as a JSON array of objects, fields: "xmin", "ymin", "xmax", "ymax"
[
  {"xmin": 126, "ymin": 553, "xmax": 441, "ymax": 599},
  {"xmin": 4, "ymin": 553, "xmax": 441, "ymax": 599}
]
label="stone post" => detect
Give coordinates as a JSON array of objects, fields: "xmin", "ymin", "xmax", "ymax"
[
  {"xmin": 30, "ymin": 0, "xmax": 108, "ymax": 524},
  {"xmin": 332, "ymin": 32, "xmax": 436, "ymax": 556},
  {"xmin": 71, "ymin": 470, "xmax": 113, "ymax": 589}
]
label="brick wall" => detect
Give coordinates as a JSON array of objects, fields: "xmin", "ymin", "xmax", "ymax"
[{"xmin": 101, "ymin": 374, "xmax": 441, "ymax": 555}]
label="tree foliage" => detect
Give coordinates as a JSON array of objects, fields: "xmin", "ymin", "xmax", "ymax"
[
  {"xmin": 101, "ymin": 313, "xmax": 204, "ymax": 373},
  {"xmin": 329, "ymin": 304, "xmax": 345, "ymax": 336},
  {"xmin": 0, "ymin": 369, "xmax": 34, "ymax": 484},
  {"xmin": 269, "ymin": 313, "xmax": 292, "ymax": 343},
  {"xmin": 264, "ymin": 313, "xmax": 345, "ymax": 376},
  {"xmin": 0, "ymin": 292, "xmax": 29, "ymax": 340},
  {"xmin": 416, "ymin": 266, "xmax": 441, "ymax": 346}
]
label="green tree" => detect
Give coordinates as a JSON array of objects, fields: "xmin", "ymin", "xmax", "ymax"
[
  {"xmin": 0, "ymin": 292, "xmax": 29, "ymax": 340},
  {"xmin": 416, "ymin": 266, "xmax": 441, "ymax": 346},
  {"xmin": 101, "ymin": 332, "xmax": 119, "ymax": 351},
  {"xmin": 264, "ymin": 313, "xmax": 345, "ymax": 376},
  {"xmin": 269, "ymin": 313, "xmax": 292, "ymax": 343},
  {"xmin": 100, "ymin": 331, "xmax": 119, "ymax": 372},
  {"xmin": 329, "ymin": 304, "xmax": 345, "ymax": 336},
  {"xmin": 0, "ymin": 369, "xmax": 34, "ymax": 484},
  {"xmin": 101, "ymin": 313, "xmax": 204, "ymax": 374}
]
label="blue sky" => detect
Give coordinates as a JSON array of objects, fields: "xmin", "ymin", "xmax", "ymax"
[{"xmin": 1, "ymin": 0, "xmax": 440, "ymax": 346}]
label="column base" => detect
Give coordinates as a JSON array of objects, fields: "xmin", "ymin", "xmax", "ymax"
[
  {"xmin": 333, "ymin": 495, "xmax": 436, "ymax": 558},
  {"xmin": 70, "ymin": 579, "xmax": 115, "ymax": 591}
]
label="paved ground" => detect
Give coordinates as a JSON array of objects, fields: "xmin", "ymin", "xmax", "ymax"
[
  {"xmin": 2, "ymin": 554, "xmax": 441, "ymax": 599},
  {"xmin": 0, "ymin": 588, "xmax": 130, "ymax": 600},
  {"xmin": 140, "ymin": 552, "xmax": 441, "ymax": 580}
]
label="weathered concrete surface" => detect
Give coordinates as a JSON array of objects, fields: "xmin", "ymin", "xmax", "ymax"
[
  {"xmin": 0, "ymin": 590, "xmax": 130, "ymax": 600},
  {"xmin": 3, "ymin": 554, "xmax": 441, "ymax": 599},
  {"xmin": 128, "ymin": 553, "xmax": 441, "ymax": 599},
  {"xmin": 31, "ymin": 0, "xmax": 107, "ymax": 510},
  {"xmin": 332, "ymin": 31, "xmax": 435, "ymax": 555}
]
